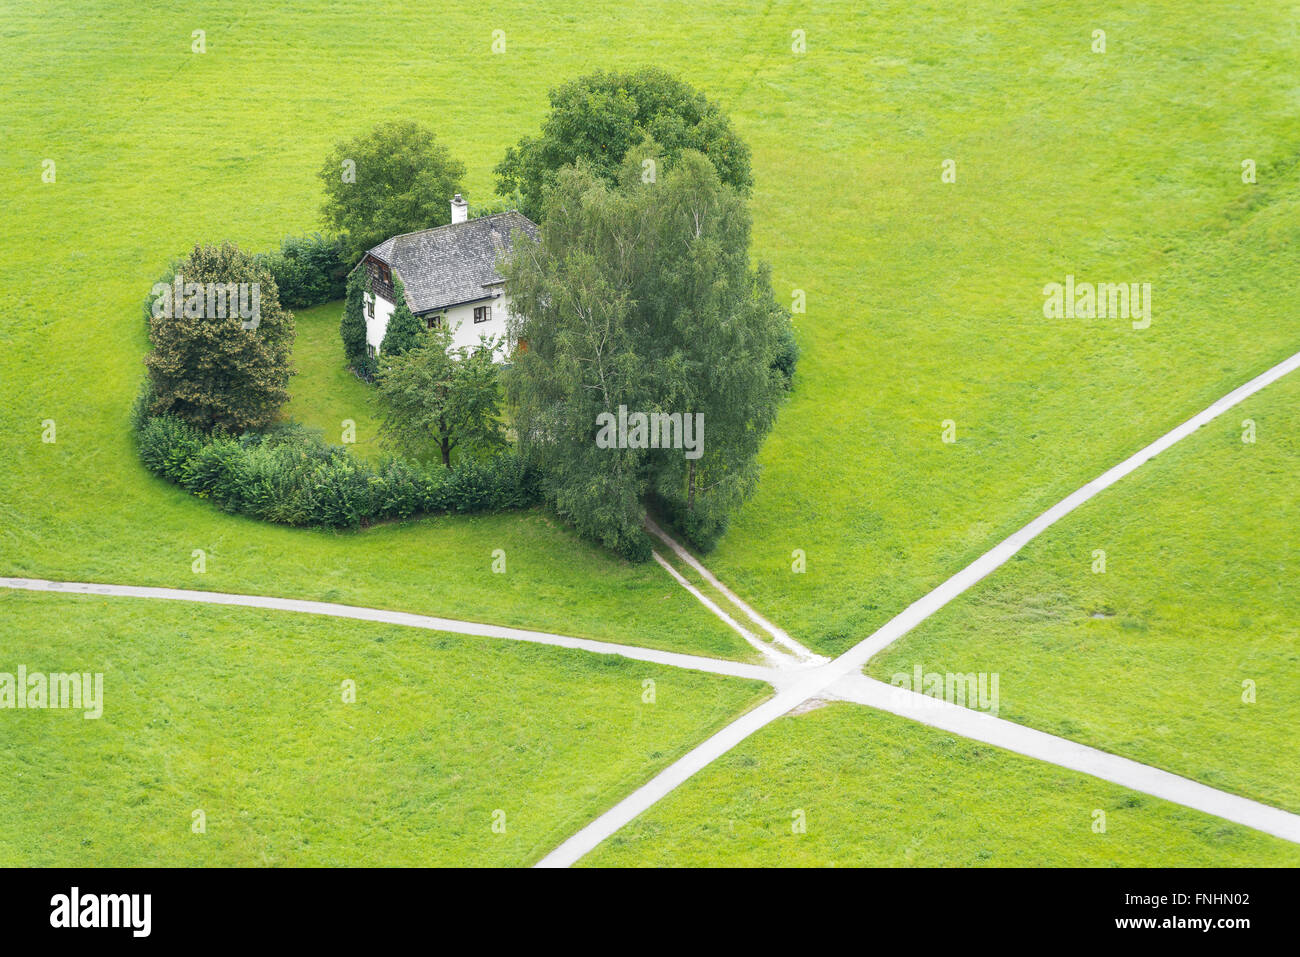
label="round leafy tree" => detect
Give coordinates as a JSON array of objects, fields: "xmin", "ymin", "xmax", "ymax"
[
  {"xmin": 319, "ymin": 121, "xmax": 467, "ymax": 261},
  {"xmin": 144, "ymin": 242, "xmax": 294, "ymax": 432},
  {"xmin": 495, "ymin": 67, "xmax": 752, "ymax": 221},
  {"xmin": 503, "ymin": 150, "xmax": 784, "ymax": 558}
]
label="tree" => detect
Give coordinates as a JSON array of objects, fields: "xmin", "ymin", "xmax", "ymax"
[
  {"xmin": 379, "ymin": 279, "xmax": 425, "ymax": 357},
  {"xmin": 319, "ymin": 121, "xmax": 467, "ymax": 261},
  {"xmin": 635, "ymin": 154, "xmax": 786, "ymax": 548},
  {"xmin": 340, "ymin": 267, "xmax": 370, "ymax": 376},
  {"xmin": 495, "ymin": 68, "xmax": 752, "ymax": 222},
  {"xmin": 502, "ymin": 150, "xmax": 785, "ymax": 557},
  {"xmin": 375, "ymin": 329, "xmax": 505, "ymax": 467},
  {"xmin": 144, "ymin": 242, "xmax": 295, "ymax": 433}
]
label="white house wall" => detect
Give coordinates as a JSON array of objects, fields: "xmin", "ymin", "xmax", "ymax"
[
  {"xmin": 364, "ymin": 290, "xmax": 395, "ymax": 354},
  {"xmin": 442, "ymin": 294, "xmax": 511, "ymax": 357},
  {"xmin": 365, "ymin": 288, "xmax": 514, "ymax": 361}
]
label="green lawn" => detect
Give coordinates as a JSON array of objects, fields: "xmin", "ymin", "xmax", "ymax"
[
  {"xmin": 0, "ymin": 590, "xmax": 768, "ymax": 866},
  {"xmin": 678, "ymin": 2, "xmax": 1300, "ymax": 655},
  {"xmin": 868, "ymin": 371, "xmax": 1300, "ymax": 813},
  {"xmin": 282, "ymin": 299, "xmax": 383, "ymax": 460},
  {"xmin": 583, "ymin": 704, "xmax": 1300, "ymax": 866}
]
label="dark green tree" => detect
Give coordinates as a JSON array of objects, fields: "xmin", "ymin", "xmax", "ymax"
[
  {"xmin": 144, "ymin": 242, "xmax": 295, "ymax": 432},
  {"xmin": 340, "ymin": 267, "xmax": 370, "ymax": 375},
  {"xmin": 495, "ymin": 68, "xmax": 751, "ymax": 221},
  {"xmin": 379, "ymin": 279, "xmax": 425, "ymax": 357},
  {"xmin": 319, "ymin": 121, "xmax": 467, "ymax": 261},
  {"xmin": 376, "ymin": 329, "xmax": 505, "ymax": 467},
  {"xmin": 502, "ymin": 150, "xmax": 784, "ymax": 557}
]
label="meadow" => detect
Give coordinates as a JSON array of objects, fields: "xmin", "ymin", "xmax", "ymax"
[
  {"xmin": 3, "ymin": 2, "xmax": 1296, "ymax": 656},
  {"xmin": 583, "ymin": 704, "xmax": 1300, "ymax": 867},
  {"xmin": 1, "ymin": 0, "xmax": 1296, "ymax": 865},
  {"xmin": 868, "ymin": 368, "xmax": 1300, "ymax": 813},
  {"xmin": 0, "ymin": 590, "xmax": 767, "ymax": 866}
]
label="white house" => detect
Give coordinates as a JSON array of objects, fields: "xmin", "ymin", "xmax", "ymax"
[{"xmin": 358, "ymin": 195, "xmax": 538, "ymax": 360}]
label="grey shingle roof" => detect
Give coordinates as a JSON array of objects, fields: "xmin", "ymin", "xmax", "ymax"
[{"xmin": 367, "ymin": 211, "xmax": 539, "ymax": 314}]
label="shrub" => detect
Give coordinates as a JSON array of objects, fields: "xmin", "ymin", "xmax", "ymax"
[
  {"xmin": 143, "ymin": 242, "xmax": 295, "ymax": 432},
  {"xmin": 134, "ymin": 414, "xmax": 540, "ymax": 530},
  {"xmin": 255, "ymin": 233, "xmax": 348, "ymax": 310},
  {"xmin": 373, "ymin": 456, "xmax": 427, "ymax": 520},
  {"xmin": 130, "ymin": 378, "xmax": 157, "ymax": 433},
  {"xmin": 378, "ymin": 278, "xmax": 425, "ymax": 357},
  {"xmin": 340, "ymin": 267, "xmax": 370, "ymax": 376},
  {"xmin": 771, "ymin": 318, "xmax": 799, "ymax": 389},
  {"xmin": 301, "ymin": 455, "xmax": 373, "ymax": 529},
  {"xmin": 137, "ymin": 415, "xmax": 207, "ymax": 483},
  {"xmin": 181, "ymin": 436, "xmax": 245, "ymax": 505},
  {"xmin": 318, "ymin": 121, "xmax": 467, "ymax": 262}
]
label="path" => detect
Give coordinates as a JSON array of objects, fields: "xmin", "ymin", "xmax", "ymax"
[
  {"xmin": 0, "ymin": 576, "xmax": 791, "ymax": 687},
  {"xmin": 9, "ymin": 572, "xmax": 1298, "ymax": 856},
  {"xmin": 535, "ymin": 347, "xmax": 1300, "ymax": 866},
  {"xmin": 6, "ymin": 349, "xmax": 1299, "ymax": 866},
  {"xmin": 828, "ymin": 674, "xmax": 1300, "ymax": 844}
]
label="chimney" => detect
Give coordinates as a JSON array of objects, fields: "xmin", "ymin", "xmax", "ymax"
[{"xmin": 451, "ymin": 193, "xmax": 468, "ymax": 224}]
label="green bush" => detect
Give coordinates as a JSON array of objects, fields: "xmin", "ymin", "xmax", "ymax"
[
  {"xmin": 771, "ymin": 318, "xmax": 799, "ymax": 389},
  {"xmin": 340, "ymin": 267, "xmax": 371, "ymax": 377},
  {"xmin": 134, "ymin": 414, "xmax": 540, "ymax": 530},
  {"xmin": 181, "ymin": 436, "xmax": 245, "ymax": 504},
  {"xmin": 255, "ymin": 233, "xmax": 348, "ymax": 310},
  {"xmin": 373, "ymin": 456, "xmax": 427, "ymax": 519},
  {"xmin": 137, "ymin": 415, "xmax": 208, "ymax": 483},
  {"xmin": 302, "ymin": 454, "xmax": 373, "ymax": 529}
]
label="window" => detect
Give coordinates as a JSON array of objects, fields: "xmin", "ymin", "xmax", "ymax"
[
  {"xmin": 473, "ymin": 305, "xmax": 491, "ymax": 324},
  {"xmin": 426, "ymin": 314, "xmax": 443, "ymax": 330},
  {"xmin": 367, "ymin": 344, "xmax": 377, "ymax": 358},
  {"xmin": 366, "ymin": 296, "xmax": 374, "ymax": 319}
]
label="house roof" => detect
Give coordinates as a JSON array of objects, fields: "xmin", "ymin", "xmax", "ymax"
[{"xmin": 366, "ymin": 211, "xmax": 539, "ymax": 314}]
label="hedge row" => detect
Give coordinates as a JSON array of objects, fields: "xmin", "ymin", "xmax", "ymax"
[{"xmin": 137, "ymin": 415, "xmax": 540, "ymax": 529}]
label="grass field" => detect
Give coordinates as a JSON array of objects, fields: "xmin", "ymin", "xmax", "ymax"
[
  {"xmin": 868, "ymin": 370, "xmax": 1300, "ymax": 813},
  {"xmin": 282, "ymin": 299, "xmax": 383, "ymax": 460},
  {"xmin": 0, "ymin": 590, "xmax": 768, "ymax": 866},
  {"xmin": 695, "ymin": 5, "xmax": 1300, "ymax": 654},
  {"xmin": 1, "ymin": 0, "xmax": 1296, "ymax": 865},
  {"xmin": 583, "ymin": 704, "xmax": 1300, "ymax": 867},
  {"xmin": 3, "ymin": 2, "xmax": 1297, "ymax": 660}
]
